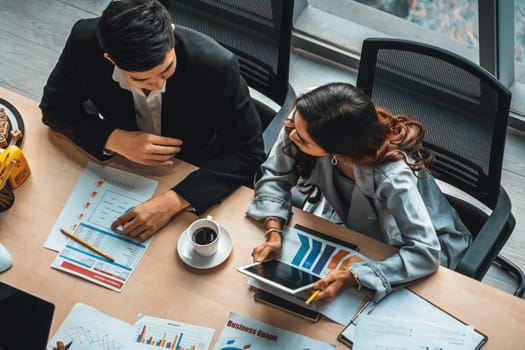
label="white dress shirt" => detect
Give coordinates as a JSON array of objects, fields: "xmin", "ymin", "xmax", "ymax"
[{"xmin": 112, "ymin": 67, "xmax": 164, "ymax": 135}]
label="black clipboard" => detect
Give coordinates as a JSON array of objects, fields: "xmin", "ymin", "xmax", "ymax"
[{"xmin": 337, "ymin": 288, "xmax": 487, "ymax": 349}]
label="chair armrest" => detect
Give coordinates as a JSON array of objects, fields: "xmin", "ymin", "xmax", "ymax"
[
  {"xmin": 250, "ymin": 85, "xmax": 296, "ymax": 189},
  {"xmin": 263, "ymin": 85, "xmax": 296, "ymax": 154},
  {"xmin": 455, "ymin": 187, "xmax": 514, "ymax": 280}
]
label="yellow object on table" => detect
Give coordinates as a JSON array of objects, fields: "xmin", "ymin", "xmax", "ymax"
[{"xmin": 0, "ymin": 145, "xmax": 30, "ymax": 189}]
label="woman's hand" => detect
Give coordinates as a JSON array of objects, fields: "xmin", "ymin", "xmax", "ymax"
[
  {"xmin": 251, "ymin": 232, "xmax": 282, "ymax": 262},
  {"xmin": 111, "ymin": 190, "xmax": 190, "ymax": 240},
  {"xmin": 312, "ymin": 255, "xmax": 364, "ymax": 301},
  {"xmin": 251, "ymin": 217, "xmax": 283, "ymax": 262}
]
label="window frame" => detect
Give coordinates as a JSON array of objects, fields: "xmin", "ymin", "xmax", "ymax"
[{"xmin": 292, "ymin": 0, "xmax": 525, "ymax": 129}]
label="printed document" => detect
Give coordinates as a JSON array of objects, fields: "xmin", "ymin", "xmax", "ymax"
[
  {"xmin": 46, "ymin": 303, "xmax": 133, "ymax": 350},
  {"xmin": 353, "ymin": 314, "xmax": 475, "ymax": 350},
  {"xmin": 44, "ymin": 162, "xmax": 158, "ymax": 251},
  {"xmin": 339, "ymin": 288, "xmax": 486, "ymax": 349},
  {"xmin": 214, "ymin": 312, "xmax": 335, "ymax": 349},
  {"xmin": 48, "ymin": 303, "xmax": 215, "ymax": 350},
  {"xmin": 46, "ymin": 162, "xmax": 158, "ymax": 291},
  {"xmin": 51, "ymin": 222, "xmax": 150, "ymax": 292},
  {"xmin": 130, "ymin": 315, "xmax": 214, "ymax": 350}
]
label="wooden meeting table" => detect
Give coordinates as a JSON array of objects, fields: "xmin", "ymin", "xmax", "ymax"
[{"xmin": 0, "ymin": 86, "xmax": 524, "ymax": 349}]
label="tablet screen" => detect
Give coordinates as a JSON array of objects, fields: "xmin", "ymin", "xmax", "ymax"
[{"xmin": 238, "ymin": 260, "xmax": 321, "ymax": 294}]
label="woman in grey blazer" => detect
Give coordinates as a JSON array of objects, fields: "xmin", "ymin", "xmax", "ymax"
[{"xmin": 246, "ymin": 82, "xmax": 471, "ymax": 302}]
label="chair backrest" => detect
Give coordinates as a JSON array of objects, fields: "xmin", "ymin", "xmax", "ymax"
[
  {"xmin": 356, "ymin": 38, "xmax": 511, "ymax": 210},
  {"xmin": 161, "ymin": 0, "xmax": 294, "ymax": 107}
]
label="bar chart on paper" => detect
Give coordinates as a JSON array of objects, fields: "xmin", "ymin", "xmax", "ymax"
[
  {"xmin": 131, "ymin": 315, "xmax": 214, "ymax": 350},
  {"xmin": 135, "ymin": 325, "xmax": 189, "ymax": 349},
  {"xmin": 282, "ymin": 227, "xmax": 366, "ymax": 276}
]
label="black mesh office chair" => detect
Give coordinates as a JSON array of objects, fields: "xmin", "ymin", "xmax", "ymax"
[
  {"xmin": 160, "ymin": 0, "xmax": 296, "ymax": 154},
  {"xmin": 357, "ymin": 37, "xmax": 525, "ymax": 297}
]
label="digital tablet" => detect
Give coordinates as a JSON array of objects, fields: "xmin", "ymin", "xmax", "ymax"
[
  {"xmin": 253, "ymin": 289, "xmax": 321, "ymax": 322},
  {"xmin": 238, "ymin": 259, "xmax": 321, "ymax": 294}
]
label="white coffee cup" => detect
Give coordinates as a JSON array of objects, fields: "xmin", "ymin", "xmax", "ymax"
[{"xmin": 187, "ymin": 215, "xmax": 220, "ymax": 256}]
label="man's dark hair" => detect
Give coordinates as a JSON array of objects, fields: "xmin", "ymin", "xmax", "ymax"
[{"xmin": 97, "ymin": 0, "xmax": 175, "ymax": 72}]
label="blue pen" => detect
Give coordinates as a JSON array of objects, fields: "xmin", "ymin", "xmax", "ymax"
[{"xmin": 65, "ymin": 341, "xmax": 73, "ymax": 349}]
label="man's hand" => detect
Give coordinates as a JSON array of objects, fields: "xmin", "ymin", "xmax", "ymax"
[
  {"xmin": 52, "ymin": 341, "xmax": 67, "ymax": 350},
  {"xmin": 111, "ymin": 190, "xmax": 191, "ymax": 240},
  {"xmin": 105, "ymin": 129, "xmax": 182, "ymax": 166}
]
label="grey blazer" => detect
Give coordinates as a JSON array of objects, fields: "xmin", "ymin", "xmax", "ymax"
[{"xmin": 246, "ymin": 128, "xmax": 472, "ymax": 302}]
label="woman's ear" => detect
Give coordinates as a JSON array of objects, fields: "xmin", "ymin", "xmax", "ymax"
[{"xmin": 103, "ymin": 53, "xmax": 116, "ymax": 65}]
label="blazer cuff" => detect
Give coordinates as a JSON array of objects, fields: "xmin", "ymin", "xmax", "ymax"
[{"xmin": 245, "ymin": 193, "xmax": 291, "ymax": 224}]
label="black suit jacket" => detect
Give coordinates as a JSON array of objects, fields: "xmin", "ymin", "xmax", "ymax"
[{"xmin": 40, "ymin": 18, "xmax": 265, "ymax": 214}]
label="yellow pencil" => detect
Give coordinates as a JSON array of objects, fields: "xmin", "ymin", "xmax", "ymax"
[
  {"xmin": 305, "ymin": 289, "xmax": 320, "ymax": 305},
  {"xmin": 60, "ymin": 228, "xmax": 115, "ymax": 262}
]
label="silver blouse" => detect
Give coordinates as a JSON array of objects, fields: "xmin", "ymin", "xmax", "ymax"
[{"xmin": 246, "ymin": 128, "xmax": 472, "ymax": 302}]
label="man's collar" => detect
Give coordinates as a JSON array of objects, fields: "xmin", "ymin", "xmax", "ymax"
[{"xmin": 111, "ymin": 66, "xmax": 166, "ymax": 94}]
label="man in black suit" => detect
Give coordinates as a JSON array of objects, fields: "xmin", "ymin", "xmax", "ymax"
[{"xmin": 40, "ymin": 0, "xmax": 265, "ymax": 240}]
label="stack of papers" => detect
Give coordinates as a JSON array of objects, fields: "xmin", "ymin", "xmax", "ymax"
[
  {"xmin": 48, "ymin": 305, "xmax": 332, "ymax": 350},
  {"xmin": 47, "ymin": 303, "xmax": 215, "ymax": 350},
  {"xmin": 339, "ymin": 288, "xmax": 486, "ymax": 349},
  {"xmin": 45, "ymin": 162, "xmax": 159, "ymax": 292}
]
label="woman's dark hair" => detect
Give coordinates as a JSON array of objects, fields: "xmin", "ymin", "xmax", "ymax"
[
  {"xmin": 285, "ymin": 82, "xmax": 433, "ymax": 179},
  {"xmin": 97, "ymin": 0, "xmax": 175, "ymax": 71}
]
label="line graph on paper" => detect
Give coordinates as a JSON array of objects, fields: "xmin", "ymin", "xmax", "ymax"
[
  {"xmin": 47, "ymin": 303, "xmax": 134, "ymax": 350},
  {"xmin": 57, "ymin": 326, "xmax": 126, "ymax": 350}
]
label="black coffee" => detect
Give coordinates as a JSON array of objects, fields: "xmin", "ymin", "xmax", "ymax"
[{"xmin": 192, "ymin": 227, "xmax": 218, "ymax": 245}]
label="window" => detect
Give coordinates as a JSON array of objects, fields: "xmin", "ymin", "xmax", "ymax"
[
  {"xmin": 294, "ymin": 0, "xmax": 479, "ymax": 66},
  {"xmin": 516, "ymin": 1, "xmax": 525, "ymax": 83},
  {"xmin": 293, "ymin": 0, "xmax": 525, "ymax": 126}
]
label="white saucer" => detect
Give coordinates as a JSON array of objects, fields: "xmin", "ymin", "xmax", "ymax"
[{"xmin": 177, "ymin": 225, "xmax": 233, "ymax": 269}]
